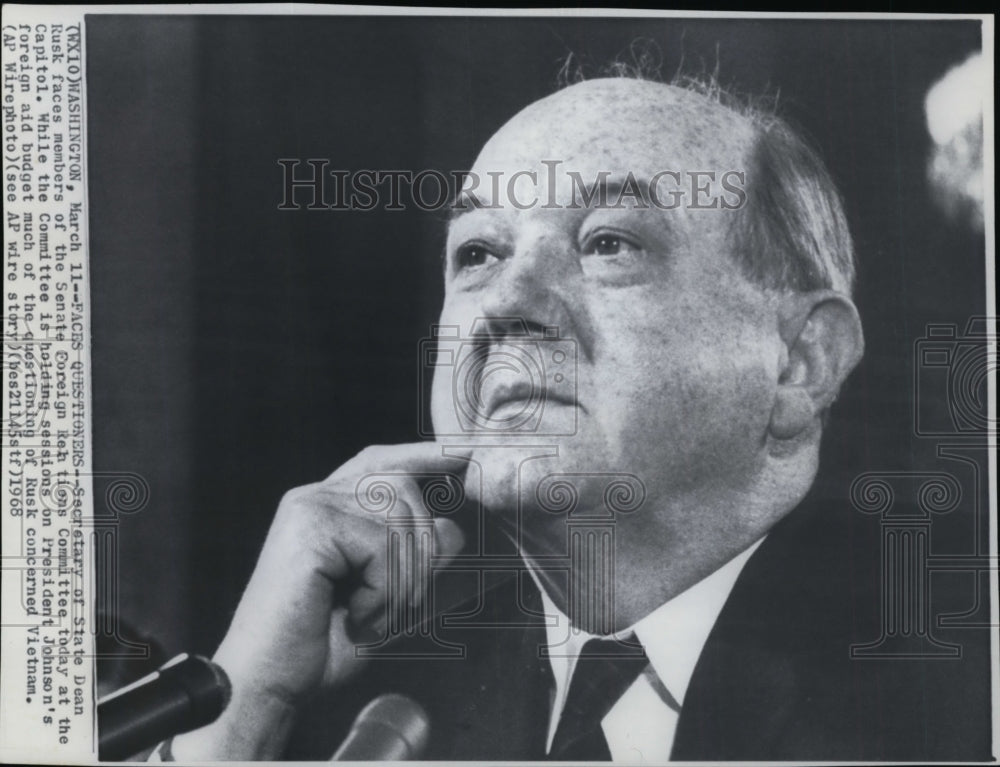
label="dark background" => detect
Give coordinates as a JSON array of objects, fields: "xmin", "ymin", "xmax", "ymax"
[{"xmin": 86, "ymin": 16, "xmax": 986, "ymax": 666}]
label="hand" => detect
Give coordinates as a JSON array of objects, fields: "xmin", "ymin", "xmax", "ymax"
[{"xmin": 170, "ymin": 443, "xmax": 471, "ymax": 761}]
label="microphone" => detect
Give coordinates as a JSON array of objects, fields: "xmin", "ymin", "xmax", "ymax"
[
  {"xmin": 98, "ymin": 653, "xmax": 231, "ymax": 761},
  {"xmin": 331, "ymin": 693, "xmax": 430, "ymax": 760}
]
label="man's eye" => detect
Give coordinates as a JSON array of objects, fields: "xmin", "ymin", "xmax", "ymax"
[
  {"xmin": 582, "ymin": 233, "xmax": 642, "ymax": 257},
  {"xmin": 455, "ymin": 243, "xmax": 499, "ymax": 270}
]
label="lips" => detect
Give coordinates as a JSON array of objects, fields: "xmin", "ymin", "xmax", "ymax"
[
  {"xmin": 481, "ymin": 381, "xmax": 578, "ymax": 421},
  {"xmin": 455, "ymin": 342, "xmax": 580, "ymax": 432}
]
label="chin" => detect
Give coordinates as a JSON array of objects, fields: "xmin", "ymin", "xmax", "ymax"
[
  {"xmin": 465, "ymin": 438, "xmax": 640, "ymax": 556},
  {"xmin": 464, "ymin": 444, "xmax": 561, "ymax": 512}
]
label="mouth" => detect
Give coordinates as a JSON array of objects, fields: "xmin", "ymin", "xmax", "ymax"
[{"xmin": 483, "ymin": 383, "xmax": 580, "ymax": 421}]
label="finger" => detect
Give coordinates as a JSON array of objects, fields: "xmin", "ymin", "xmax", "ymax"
[
  {"xmin": 328, "ymin": 442, "xmax": 473, "ymax": 482},
  {"xmin": 214, "ymin": 486, "xmax": 385, "ymax": 698},
  {"xmin": 347, "ymin": 446, "xmax": 473, "ymax": 523},
  {"xmin": 344, "ymin": 502, "xmax": 467, "ymax": 643}
]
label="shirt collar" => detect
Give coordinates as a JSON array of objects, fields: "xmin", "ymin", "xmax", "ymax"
[
  {"xmin": 530, "ymin": 536, "xmax": 765, "ymax": 716},
  {"xmin": 632, "ymin": 537, "xmax": 764, "ymax": 705}
]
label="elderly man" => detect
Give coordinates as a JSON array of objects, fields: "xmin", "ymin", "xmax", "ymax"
[{"xmin": 169, "ymin": 76, "xmax": 981, "ymax": 761}]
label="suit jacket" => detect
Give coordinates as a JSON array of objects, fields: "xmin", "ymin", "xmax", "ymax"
[{"xmin": 286, "ymin": 485, "xmax": 993, "ymax": 761}]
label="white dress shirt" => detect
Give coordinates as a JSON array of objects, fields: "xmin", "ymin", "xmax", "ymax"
[{"xmin": 533, "ymin": 538, "xmax": 765, "ymax": 763}]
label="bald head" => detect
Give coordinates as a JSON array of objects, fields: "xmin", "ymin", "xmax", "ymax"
[
  {"xmin": 467, "ymin": 76, "xmax": 856, "ymax": 296},
  {"xmin": 474, "ymin": 78, "xmax": 755, "ymax": 178}
]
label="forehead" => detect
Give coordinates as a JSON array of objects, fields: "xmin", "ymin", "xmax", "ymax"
[{"xmin": 470, "ymin": 78, "xmax": 755, "ymax": 181}]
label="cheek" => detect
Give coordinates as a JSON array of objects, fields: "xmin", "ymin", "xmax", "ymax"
[
  {"xmin": 591, "ymin": 288, "xmax": 779, "ymax": 476},
  {"xmin": 670, "ymin": 345, "xmax": 775, "ymax": 450},
  {"xmin": 429, "ymin": 369, "xmax": 454, "ymax": 436},
  {"xmin": 428, "ymin": 299, "xmax": 472, "ymax": 437}
]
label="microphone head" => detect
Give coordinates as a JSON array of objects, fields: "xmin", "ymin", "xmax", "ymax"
[
  {"xmin": 186, "ymin": 655, "xmax": 232, "ymax": 719},
  {"xmin": 332, "ymin": 693, "xmax": 430, "ymax": 760},
  {"xmin": 98, "ymin": 654, "xmax": 231, "ymax": 761}
]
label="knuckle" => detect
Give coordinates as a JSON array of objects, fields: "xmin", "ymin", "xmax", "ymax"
[
  {"xmin": 326, "ymin": 444, "xmax": 389, "ymax": 482},
  {"xmin": 356, "ymin": 444, "xmax": 387, "ymax": 460},
  {"xmin": 278, "ymin": 482, "xmax": 321, "ymax": 509},
  {"xmin": 278, "ymin": 485, "xmax": 307, "ymax": 509},
  {"xmin": 274, "ymin": 484, "xmax": 331, "ymax": 528}
]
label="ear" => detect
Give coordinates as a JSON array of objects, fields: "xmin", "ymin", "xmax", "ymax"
[{"xmin": 768, "ymin": 291, "xmax": 865, "ymax": 441}]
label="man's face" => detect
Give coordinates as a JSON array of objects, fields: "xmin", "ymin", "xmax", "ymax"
[{"xmin": 431, "ymin": 79, "xmax": 788, "ymax": 623}]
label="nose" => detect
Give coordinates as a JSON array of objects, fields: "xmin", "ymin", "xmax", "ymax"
[{"xmin": 478, "ymin": 228, "xmax": 579, "ymax": 341}]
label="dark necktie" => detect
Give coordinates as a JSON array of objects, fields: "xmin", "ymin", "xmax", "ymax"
[{"xmin": 547, "ymin": 636, "xmax": 649, "ymax": 761}]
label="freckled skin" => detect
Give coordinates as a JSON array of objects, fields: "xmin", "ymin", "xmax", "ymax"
[{"xmin": 433, "ymin": 79, "xmax": 817, "ymax": 630}]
